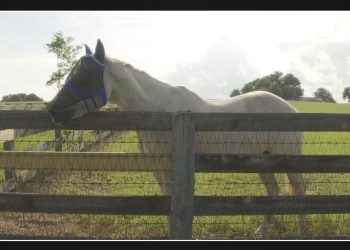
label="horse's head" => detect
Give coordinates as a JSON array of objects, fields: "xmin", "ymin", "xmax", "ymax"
[{"xmin": 47, "ymin": 39, "xmax": 108, "ymax": 126}]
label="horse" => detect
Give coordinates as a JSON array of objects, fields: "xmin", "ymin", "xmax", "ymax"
[{"xmin": 47, "ymin": 39, "xmax": 307, "ymax": 237}]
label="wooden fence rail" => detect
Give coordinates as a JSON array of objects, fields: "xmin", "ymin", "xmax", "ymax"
[
  {"xmin": 0, "ymin": 128, "xmax": 115, "ymax": 192},
  {"xmin": 2, "ymin": 110, "xmax": 350, "ymax": 131},
  {"xmin": 1, "ymin": 193, "xmax": 350, "ymax": 216},
  {"xmin": 1, "ymin": 152, "xmax": 350, "ymax": 173},
  {"xmin": 0, "ymin": 128, "xmax": 53, "ymax": 192},
  {"xmin": 0, "ymin": 151, "xmax": 170, "ymax": 171},
  {"xmin": 1, "ymin": 110, "xmax": 350, "ymax": 239}
]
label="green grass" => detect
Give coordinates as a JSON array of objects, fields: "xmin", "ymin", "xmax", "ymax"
[
  {"xmin": 2, "ymin": 100, "xmax": 350, "ymax": 239},
  {"xmin": 289, "ymin": 101, "xmax": 350, "ymax": 113}
]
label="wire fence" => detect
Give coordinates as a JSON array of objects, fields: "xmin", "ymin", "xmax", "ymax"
[{"xmin": 1, "ymin": 111, "xmax": 350, "ymax": 239}]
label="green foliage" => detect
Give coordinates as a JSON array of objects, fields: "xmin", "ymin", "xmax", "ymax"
[
  {"xmin": 1, "ymin": 93, "xmax": 44, "ymax": 102},
  {"xmin": 314, "ymin": 87, "xmax": 336, "ymax": 103},
  {"xmin": 238, "ymin": 71, "xmax": 304, "ymax": 100},
  {"xmin": 45, "ymin": 31, "xmax": 82, "ymax": 90},
  {"xmin": 229, "ymin": 89, "xmax": 241, "ymax": 97},
  {"xmin": 343, "ymin": 87, "xmax": 350, "ymax": 102}
]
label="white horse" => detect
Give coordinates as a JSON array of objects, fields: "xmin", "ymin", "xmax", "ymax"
[{"xmin": 47, "ymin": 39, "xmax": 307, "ymax": 236}]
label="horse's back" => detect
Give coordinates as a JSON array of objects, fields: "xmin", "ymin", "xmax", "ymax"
[
  {"xmin": 138, "ymin": 91, "xmax": 302, "ymax": 155},
  {"xmin": 206, "ymin": 91, "xmax": 298, "ymax": 114}
]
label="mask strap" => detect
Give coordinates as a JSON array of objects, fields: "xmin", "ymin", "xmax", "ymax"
[{"xmin": 64, "ymin": 79, "xmax": 107, "ymax": 106}]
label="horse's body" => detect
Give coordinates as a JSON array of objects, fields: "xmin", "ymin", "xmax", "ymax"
[{"xmin": 47, "ymin": 40, "xmax": 307, "ymax": 236}]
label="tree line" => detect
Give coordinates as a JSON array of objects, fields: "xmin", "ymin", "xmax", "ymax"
[
  {"xmin": 230, "ymin": 71, "xmax": 350, "ymax": 104},
  {"xmin": 1, "ymin": 93, "xmax": 43, "ymax": 102}
]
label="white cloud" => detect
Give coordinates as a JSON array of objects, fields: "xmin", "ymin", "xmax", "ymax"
[
  {"xmin": 164, "ymin": 36, "xmax": 260, "ymax": 99},
  {"xmin": 278, "ymin": 40, "xmax": 350, "ymax": 102}
]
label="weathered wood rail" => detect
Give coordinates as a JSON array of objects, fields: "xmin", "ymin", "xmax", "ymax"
[
  {"xmin": 1, "ymin": 193, "xmax": 350, "ymax": 216},
  {"xmin": 0, "ymin": 104, "xmax": 118, "ymax": 193},
  {"xmin": 0, "ymin": 128, "xmax": 53, "ymax": 192},
  {"xmin": 2, "ymin": 110, "xmax": 350, "ymax": 131},
  {"xmin": 0, "ymin": 127, "xmax": 115, "ymax": 192},
  {"xmin": 1, "ymin": 152, "xmax": 350, "ymax": 173},
  {"xmin": 1, "ymin": 110, "xmax": 350, "ymax": 239}
]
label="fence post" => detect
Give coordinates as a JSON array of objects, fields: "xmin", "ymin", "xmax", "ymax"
[
  {"xmin": 4, "ymin": 140, "xmax": 16, "ymax": 181},
  {"xmin": 170, "ymin": 112, "xmax": 195, "ymax": 239},
  {"xmin": 55, "ymin": 129, "xmax": 62, "ymax": 152}
]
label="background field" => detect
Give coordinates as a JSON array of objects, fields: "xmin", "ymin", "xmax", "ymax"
[
  {"xmin": 289, "ymin": 101, "xmax": 350, "ymax": 114},
  {"xmin": 1, "ymin": 100, "xmax": 350, "ymax": 239}
]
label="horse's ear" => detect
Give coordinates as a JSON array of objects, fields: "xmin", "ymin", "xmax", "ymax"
[
  {"xmin": 94, "ymin": 39, "xmax": 105, "ymax": 65},
  {"xmin": 85, "ymin": 44, "xmax": 93, "ymax": 55}
]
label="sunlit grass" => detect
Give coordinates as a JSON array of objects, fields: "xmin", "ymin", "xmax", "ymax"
[{"xmin": 289, "ymin": 101, "xmax": 350, "ymax": 114}]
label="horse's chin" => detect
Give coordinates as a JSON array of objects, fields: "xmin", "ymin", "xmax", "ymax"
[
  {"xmin": 50, "ymin": 117, "xmax": 66, "ymax": 127},
  {"xmin": 48, "ymin": 110, "xmax": 73, "ymax": 127}
]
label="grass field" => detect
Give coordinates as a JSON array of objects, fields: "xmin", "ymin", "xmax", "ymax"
[
  {"xmin": 1, "ymin": 101, "xmax": 350, "ymax": 239},
  {"xmin": 289, "ymin": 101, "xmax": 350, "ymax": 113}
]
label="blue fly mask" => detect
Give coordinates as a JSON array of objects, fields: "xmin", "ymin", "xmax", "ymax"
[{"xmin": 47, "ymin": 39, "xmax": 107, "ymax": 125}]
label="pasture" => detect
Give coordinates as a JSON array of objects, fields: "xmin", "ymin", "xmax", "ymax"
[{"xmin": 1, "ymin": 101, "xmax": 350, "ymax": 239}]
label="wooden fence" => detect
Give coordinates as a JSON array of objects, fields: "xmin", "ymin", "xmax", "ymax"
[
  {"xmin": 1, "ymin": 110, "xmax": 350, "ymax": 239},
  {"xmin": 0, "ymin": 127, "xmax": 115, "ymax": 192},
  {"xmin": 0, "ymin": 103, "xmax": 118, "ymax": 192}
]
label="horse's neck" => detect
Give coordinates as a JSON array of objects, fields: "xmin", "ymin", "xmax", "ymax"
[{"xmin": 105, "ymin": 57, "xmax": 210, "ymax": 112}]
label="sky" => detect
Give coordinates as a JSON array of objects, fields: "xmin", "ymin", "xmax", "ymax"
[{"xmin": 1, "ymin": 11, "xmax": 350, "ymax": 102}]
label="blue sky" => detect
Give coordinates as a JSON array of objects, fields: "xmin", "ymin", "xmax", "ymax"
[{"xmin": 1, "ymin": 11, "xmax": 350, "ymax": 102}]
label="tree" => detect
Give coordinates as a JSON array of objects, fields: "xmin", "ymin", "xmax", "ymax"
[
  {"xmin": 314, "ymin": 88, "xmax": 336, "ymax": 103},
  {"xmin": 45, "ymin": 31, "xmax": 82, "ymax": 91},
  {"xmin": 280, "ymin": 74, "xmax": 304, "ymax": 100},
  {"xmin": 1, "ymin": 93, "xmax": 44, "ymax": 102},
  {"xmin": 237, "ymin": 71, "xmax": 304, "ymax": 100},
  {"xmin": 230, "ymin": 89, "xmax": 241, "ymax": 97},
  {"xmin": 343, "ymin": 87, "xmax": 350, "ymax": 102}
]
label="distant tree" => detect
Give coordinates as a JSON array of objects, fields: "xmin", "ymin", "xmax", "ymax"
[
  {"xmin": 343, "ymin": 87, "xmax": 350, "ymax": 102},
  {"xmin": 280, "ymin": 74, "xmax": 304, "ymax": 100},
  {"xmin": 230, "ymin": 89, "xmax": 241, "ymax": 97},
  {"xmin": 314, "ymin": 88, "xmax": 336, "ymax": 103},
  {"xmin": 24, "ymin": 93, "xmax": 44, "ymax": 101},
  {"xmin": 1, "ymin": 93, "xmax": 44, "ymax": 102},
  {"xmin": 238, "ymin": 71, "xmax": 304, "ymax": 100},
  {"xmin": 45, "ymin": 31, "xmax": 82, "ymax": 91},
  {"xmin": 240, "ymin": 80, "xmax": 257, "ymax": 94}
]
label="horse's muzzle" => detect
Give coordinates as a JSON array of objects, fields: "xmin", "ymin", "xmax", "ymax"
[
  {"xmin": 47, "ymin": 87, "xmax": 84, "ymax": 126},
  {"xmin": 47, "ymin": 109, "xmax": 74, "ymax": 126}
]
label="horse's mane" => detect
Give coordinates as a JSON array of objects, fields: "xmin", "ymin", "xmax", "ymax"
[
  {"xmin": 105, "ymin": 55, "xmax": 212, "ymax": 111},
  {"xmin": 105, "ymin": 55, "xmax": 179, "ymax": 93},
  {"xmin": 106, "ymin": 56, "xmax": 150, "ymax": 77}
]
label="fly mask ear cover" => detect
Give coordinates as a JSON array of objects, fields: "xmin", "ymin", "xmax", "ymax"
[{"xmin": 61, "ymin": 55, "xmax": 107, "ymax": 120}]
